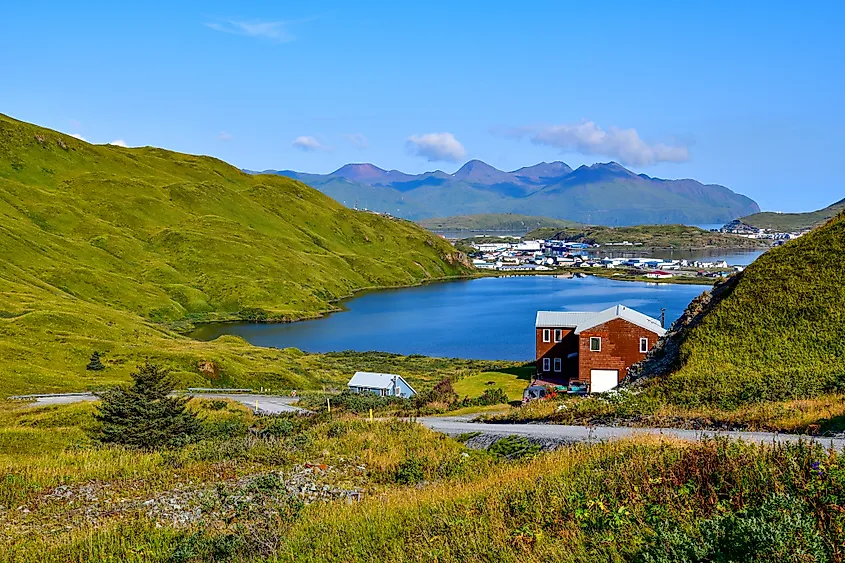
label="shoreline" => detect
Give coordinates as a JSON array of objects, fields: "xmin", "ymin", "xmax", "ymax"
[{"xmin": 183, "ymin": 268, "xmax": 714, "ymax": 339}]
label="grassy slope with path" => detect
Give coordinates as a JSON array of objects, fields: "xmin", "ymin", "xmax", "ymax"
[
  {"xmin": 525, "ymin": 224, "xmax": 766, "ymax": 249},
  {"xmin": 5, "ymin": 400, "xmax": 844, "ymax": 562},
  {"xmin": 0, "ymin": 114, "xmax": 474, "ymax": 395}
]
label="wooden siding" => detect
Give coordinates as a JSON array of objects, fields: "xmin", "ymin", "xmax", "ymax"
[{"xmin": 577, "ymin": 317, "xmax": 661, "ymax": 390}]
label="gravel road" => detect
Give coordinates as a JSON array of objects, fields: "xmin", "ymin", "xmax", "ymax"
[
  {"xmin": 14, "ymin": 393, "xmax": 845, "ymax": 449},
  {"xmin": 15, "ymin": 392, "xmax": 304, "ymax": 414},
  {"xmin": 419, "ymin": 416, "xmax": 845, "ymax": 449}
]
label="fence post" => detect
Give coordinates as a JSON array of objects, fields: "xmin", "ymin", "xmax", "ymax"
[{"xmin": 369, "ymin": 408, "xmax": 373, "ymax": 421}]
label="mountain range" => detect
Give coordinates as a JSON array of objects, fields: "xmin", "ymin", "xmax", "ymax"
[{"xmin": 257, "ymin": 160, "xmax": 760, "ymax": 226}]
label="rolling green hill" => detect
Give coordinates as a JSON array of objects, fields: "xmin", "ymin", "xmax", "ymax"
[
  {"xmin": 636, "ymin": 212, "xmax": 845, "ymax": 407},
  {"xmin": 738, "ymin": 198, "xmax": 845, "ymax": 231},
  {"xmin": 0, "ymin": 114, "xmax": 470, "ymax": 395},
  {"xmin": 417, "ymin": 213, "xmax": 581, "ymax": 232},
  {"xmin": 524, "ymin": 224, "xmax": 766, "ymax": 249}
]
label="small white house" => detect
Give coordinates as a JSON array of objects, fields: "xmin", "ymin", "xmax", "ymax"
[{"xmin": 347, "ymin": 371, "xmax": 416, "ymax": 398}]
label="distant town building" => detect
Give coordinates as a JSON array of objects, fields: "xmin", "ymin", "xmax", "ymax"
[
  {"xmin": 534, "ymin": 305, "xmax": 666, "ymax": 393},
  {"xmin": 645, "ymin": 270, "xmax": 674, "ymax": 279}
]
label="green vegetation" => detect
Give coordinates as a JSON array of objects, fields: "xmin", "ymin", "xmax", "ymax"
[
  {"xmin": 525, "ymin": 224, "xmax": 765, "ymax": 249},
  {"xmin": 0, "ymin": 114, "xmax": 471, "ymax": 395},
  {"xmin": 641, "ymin": 212, "xmax": 845, "ymax": 408},
  {"xmin": 452, "ymin": 365, "xmax": 534, "ymax": 401},
  {"xmin": 5, "ymin": 400, "xmax": 845, "ymax": 562},
  {"xmin": 92, "ymin": 363, "xmax": 201, "ymax": 449},
  {"xmin": 739, "ymin": 198, "xmax": 845, "ymax": 231},
  {"xmin": 418, "ymin": 213, "xmax": 581, "ymax": 232}
]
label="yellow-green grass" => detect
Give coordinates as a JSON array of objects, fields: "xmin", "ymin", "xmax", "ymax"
[
  {"xmin": 9, "ymin": 436, "xmax": 844, "ymax": 562},
  {"xmin": 0, "ymin": 113, "xmax": 472, "ymax": 395},
  {"xmin": 452, "ymin": 365, "xmax": 534, "ymax": 402},
  {"xmin": 1, "ymin": 400, "xmax": 499, "ymax": 558}
]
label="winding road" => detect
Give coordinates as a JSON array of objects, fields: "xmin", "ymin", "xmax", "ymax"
[{"xmin": 12, "ymin": 392, "xmax": 845, "ymax": 449}]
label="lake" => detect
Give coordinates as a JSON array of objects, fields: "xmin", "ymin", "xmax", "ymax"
[{"xmin": 191, "ymin": 276, "xmax": 707, "ymax": 361}]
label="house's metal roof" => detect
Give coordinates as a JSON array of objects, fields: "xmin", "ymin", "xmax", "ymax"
[
  {"xmin": 535, "ymin": 305, "xmax": 666, "ymax": 337},
  {"xmin": 347, "ymin": 371, "xmax": 417, "ymax": 394},
  {"xmin": 535, "ymin": 311, "xmax": 598, "ymax": 328},
  {"xmin": 574, "ymin": 304, "xmax": 666, "ymax": 336}
]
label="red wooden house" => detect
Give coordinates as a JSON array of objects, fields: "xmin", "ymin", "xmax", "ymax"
[{"xmin": 535, "ymin": 304, "xmax": 666, "ymax": 393}]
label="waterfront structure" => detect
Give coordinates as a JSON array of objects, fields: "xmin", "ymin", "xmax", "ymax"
[
  {"xmin": 347, "ymin": 371, "xmax": 416, "ymax": 398},
  {"xmin": 534, "ymin": 305, "xmax": 666, "ymax": 393}
]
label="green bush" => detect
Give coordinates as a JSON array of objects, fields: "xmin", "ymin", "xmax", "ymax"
[
  {"xmin": 636, "ymin": 494, "xmax": 829, "ymax": 563},
  {"xmin": 90, "ymin": 362, "xmax": 202, "ymax": 450},
  {"xmin": 488, "ymin": 436, "xmax": 541, "ymax": 460},
  {"xmin": 394, "ymin": 457, "xmax": 426, "ymax": 485}
]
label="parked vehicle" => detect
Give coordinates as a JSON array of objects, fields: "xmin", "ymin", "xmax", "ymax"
[
  {"xmin": 567, "ymin": 380, "xmax": 588, "ymax": 395},
  {"xmin": 522, "ymin": 385, "xmax": 548, "ymax": 403}
]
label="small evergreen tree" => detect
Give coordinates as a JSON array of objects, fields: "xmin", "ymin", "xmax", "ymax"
[
  {"xmin": 91, "ymin": 362, "xmax": 201, "ymax": 449},
  {"xmin": 86, "ymin": 351, "xmax": 105, "ymax": 371}
]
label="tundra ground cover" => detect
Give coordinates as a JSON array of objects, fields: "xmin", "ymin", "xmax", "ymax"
[{"xmin": 4, "ymin": 399, "xmax": 845, "ymax": 563}]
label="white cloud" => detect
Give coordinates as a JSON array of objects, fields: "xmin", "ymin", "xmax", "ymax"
[
  {"xmin": 292, "ymin": 135, "xmax": 330, "ymax": 152},
  {"xmin": 217, "ymin": 132, "xmax": 233, "ymax": 142},
  {"xmin": 205, "ymin": 19, "xmax": 294, "ymax": 42},
  {"xmin": 109, "ymin": 139, "xmax": 128, "ymax": 147},
  {"xmin": 343, "ymin": 133, "xmax": 368, "ymax": 149},
  {"xmin": 509, "ymin": 121, "xmax": 689, "ymax": 166},
  {"xmin": 405, "ymin": 132, "xmax": 467, "ymax": 162},
  {"xmin": 70, "ymin": 133, "xmax": 87, "ymax": 142}
]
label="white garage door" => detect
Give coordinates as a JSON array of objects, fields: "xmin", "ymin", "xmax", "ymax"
[{"xmin": 590, "ymin": 369, "xmax": 619, "ymax": 393}]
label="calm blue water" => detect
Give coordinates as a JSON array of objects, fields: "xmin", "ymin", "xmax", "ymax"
[{"xmin": 191, "ymin": 276, "xmax": 706, "ymax": 361}]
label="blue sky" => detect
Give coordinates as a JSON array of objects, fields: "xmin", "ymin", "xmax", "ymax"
[{"xmin": 2, "ymin": 1, "xmax": 842, "ymax": 212}]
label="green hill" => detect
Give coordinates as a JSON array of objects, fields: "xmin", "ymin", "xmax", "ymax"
[
  {"xmin": 524, "ymin": 224, "xmax": 766, "ymax": 249},
  {"xmin": 417, "ymin": 213, "xmax": 581, "ymax": 232},
  {"xmin": 738, "ymin": 198, "xmax": 845, "ymax": 231},
  {"xmin": 636, "ymin": 212, "xmax": 845, "ymax": 407},
  {"xmin": 0, "ymin": 114, "xmax": 470, "ymax": 395}
]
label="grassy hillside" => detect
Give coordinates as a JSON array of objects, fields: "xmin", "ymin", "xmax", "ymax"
[
  {"xmin": 525, "ymin": 224, "xmax": 765, "ymax": 249},
  {"xmin": 0, "ymin": 114, "xmax": 471, "ymax": 395},
  {"xmin": 739, "ymin": 198, "xmax": 845, "ymax": 231},
  {"xmin": 642, "ymin": 212, "xmax": 845, "ymax": 407},
  {"xmin": 5, "ymin": 403, "xmax": 842, "ymax": 562},
  {"xmin": 417, "ymin": 213, "xmax": 581, "ymax": 232}
]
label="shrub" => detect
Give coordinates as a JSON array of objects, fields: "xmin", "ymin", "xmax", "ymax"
[
  {"xmin": 91, "ymin": 362, "xmax": 202, "ymax": 449},
  {"xmin": 394, "ymin": 457, "xmax": 425, "ymax": 485},
  {"xmin": 86, "ymin": 351, "xmax": 105, "ymax": 371},
  {"xmin": 636, "ymin": 494, "xmax": 829, "ymax": 563},
  {"xmin": 488, "ymin": 436, "xmax": 541, "ymax": 460}
]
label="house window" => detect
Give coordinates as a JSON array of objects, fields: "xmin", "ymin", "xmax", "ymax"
[
  {"xmin": 640, "ymin": 337, "xmax": 649, "ymax": 353},
  {"xmin": 554, "ymin": 329, "xmax": 562, "ymax": 342},
  {"xmin": 542, "ymin": 358, "xmax": 550, "ymax": 371},
  {"xmin": 553, "ymin": 358, "xmax": 561, "ymax": 372},
  {"xmin": 543, "ymin": 329, "xmax": 550, "ymax": 343},
  {"xmin": 589, "ymin": 337, "xmax": 601, "ymax": 352}
]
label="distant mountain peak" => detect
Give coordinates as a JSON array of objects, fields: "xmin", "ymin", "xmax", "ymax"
[
  {"xmin": 453, "ymin": 159, "xmax": 515, "ymax": 184},
  {"xmin": 331, "ymin": 163, "xmax": 388, "ymax": 179}
]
